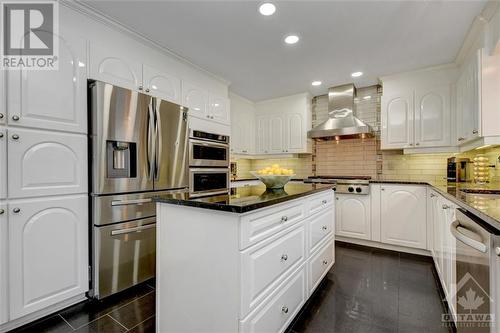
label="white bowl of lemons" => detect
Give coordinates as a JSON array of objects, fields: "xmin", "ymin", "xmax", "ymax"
[{"xmin": 251, "ymin": 164, "xmax": 295, "ymax": 189}]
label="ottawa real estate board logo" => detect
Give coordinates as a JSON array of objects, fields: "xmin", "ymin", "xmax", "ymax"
[{"xmin": 1, "ymin": 1, "xmax": 59, "ymax": 70}]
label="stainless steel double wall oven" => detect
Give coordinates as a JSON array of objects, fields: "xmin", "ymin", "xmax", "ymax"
[{"xmin": 89, "ymin": 81, "xmax": 189, "ymax": 298}]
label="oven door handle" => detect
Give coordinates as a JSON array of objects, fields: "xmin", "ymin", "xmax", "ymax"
[
  {"xmin": 450, "ymin": 220, "xmax": 487, "ymax": 253},
  {"xmin": 111, "ymin": 223, "xmax": 155, "ymax": 236},
  {"xmin": 189, "ymin": 139, "xmax": 229, "ymax": 149}
]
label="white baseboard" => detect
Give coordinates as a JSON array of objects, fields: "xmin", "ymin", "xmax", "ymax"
[{"xmin": 335, "ymin": 236, "xmax": 432, "ymax": 257}]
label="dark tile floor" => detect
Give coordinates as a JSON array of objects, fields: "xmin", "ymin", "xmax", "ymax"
[{"xmin": 10, "ymin": 242, "xmax": 452, "ymax": 333}]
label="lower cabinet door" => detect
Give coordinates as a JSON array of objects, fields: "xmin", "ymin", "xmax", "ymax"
[
  {"xmin": 0, "ymin": 201, "xmax": 7, "ymax": 325},
  {"xmin": 8, "ymin": 195, "xmax": 88, "ymax": 319},
  {"xmin": 308, "ymin": 239, "xmax": 334, "ymax": 293},
  {"xmin": 240, "ymin": 266, "xmax": 306, "ymax": 333},
  {"xmin": 335, "ymin": 194, "xmax": 371, "ymax": 240}
]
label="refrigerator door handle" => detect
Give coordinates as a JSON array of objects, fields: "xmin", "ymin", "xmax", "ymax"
[
  {"xmin": 147, "ymin": 99, "xmax": 155, "ymax": 181},
  {"xmin": 154, "ymin": 98, "xmax": 161, "ymax": 181}
]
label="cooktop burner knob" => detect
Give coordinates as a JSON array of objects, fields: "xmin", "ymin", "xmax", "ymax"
[
  {"xmin": 356, "ymin": 187, "xmax": 362, "ymax": 193},
  {"xmin": 348, "ymin": 186, "xmax": 354, "ymax": 193},
  {"xmin": 332, "ymin": 187, "xmax": 336, "ymax": 191}
]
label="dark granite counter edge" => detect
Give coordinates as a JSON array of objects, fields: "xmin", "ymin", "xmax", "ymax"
[
  {"xmin": 231, "ymin": 178, "xmax": 305, "ymax": 182},
  {"xmin": 154, "ymin": 185, "xmax": 334, "ymax": 214},
  {"xmin": 371, "ymin": 180, "xmax": 500, "ymax": 231}
]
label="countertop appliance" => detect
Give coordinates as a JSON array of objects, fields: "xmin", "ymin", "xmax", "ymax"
[
  {"xmin": 447, "ymin": 157, "xmax": 472, "ymax": 182},
  {"xmin": 303, "ymin": 176, "xmax": 371, "ymax": 194},
  {"xmin": 89, "ymin": 81, "xmax": 189, "ymax": 299},
  {"xmin": 188, "ymin": 130, "xmax": 230, "ymax": 197},
  {"xmin": 451, "ymin": 208, "xmax": 500, "ymax": 332},
  {"xmin": 307, "ymin": 84, "xmax": 374, "ymax": 140}
]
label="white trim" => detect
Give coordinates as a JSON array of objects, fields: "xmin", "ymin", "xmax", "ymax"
[
  {"xmin": 60, "ymin": 0, "xmax": 231, "ymax": 86},
  {"xmin": 335, "ymin": 236, "xmax": 432, "ymax": 257}
]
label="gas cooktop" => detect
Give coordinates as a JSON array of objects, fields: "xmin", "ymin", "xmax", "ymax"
[{"xmin": 304, "ymin": 175, "xmax": 371, "ymax": 194}]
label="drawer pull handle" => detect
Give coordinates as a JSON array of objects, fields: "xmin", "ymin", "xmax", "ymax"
[
  {"xmin": 322, "ymin": 225, "xmax": 327, "ymax": 231},
  {"xmin": 281, "ymin": 306, "xmax": 289, "ymax": 314},
  {"xmin": 323, "ymin": 260, "xmax": 328, "ymax": 265},
  {"xmin": 13, "ymin": 208, "xmax": 20, "ymax": 213},
  {"xmin": 281, "ymin": 254, "xmax": 288, "ymax": 261},
  {"xmin": 322, "ymin": 199, "xmax": 327, "ymax": 204},
  {"xmin": 280, "ymin": 216, "xmax": 288, "ymax": 223}
]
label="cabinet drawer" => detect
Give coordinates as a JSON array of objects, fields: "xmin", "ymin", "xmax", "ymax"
[
  {"xmin": 240, "ymin": 266, "xmax": 306, "ymax": 333},
  {"xmin": 309, "ymin": 239, "xmax": 334, "ymax": 293},
  {"xmin": 240, "ymin": 200, "xmax": 306, "ymax": 250},
  {"xmin": 308, "ymin": 191, "xmax": 334, "ymax": 216},
  {"xmin": 308, "ymin": 208, "xmax": 334, "ymax": 253},
  {"xmin": 241, "ymin": 226, "xmax": 305, "ymax": 317}
]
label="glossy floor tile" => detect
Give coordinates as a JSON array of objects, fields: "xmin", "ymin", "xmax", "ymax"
[{"xmin": 9, "ymin": 243, "xmax": 452, "ymax": 333}]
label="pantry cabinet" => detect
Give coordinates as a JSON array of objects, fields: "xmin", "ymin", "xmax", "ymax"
[
  {"xmin": 456, "ymin": 49, "xmax": 481, "ymax": 145},
  {"xmin": 380, "ymin": 185, "xmax": 427, "ymax": 249},
  {"xmin": 7, "ymin": 128, "xmax": 87, "ymax": 198},
  {"xmin": 142, "ymin": 64, "xmax": 181, "ymax": 104},
  {"xmin": 335, "ymin": 194, "xmax": 371, "ymax": 240},
  {"xmin": 8, "ymin": 196, "xmax": 88, "ymax": 319},
  {"xmin": 0, "ymin": 202, "xmax": 7, "ymax": 325},
  {"xmin": 0, "ymin": 128, "xmax": 6, "ymax": 200},
  {"xmin": 6, "ymin": 34, "xmax": 87, "ymax": 134}
]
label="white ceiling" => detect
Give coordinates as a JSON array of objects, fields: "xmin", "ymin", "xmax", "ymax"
[{"xmin": 83, "ymin": 0, "xmax": 486, "ymax": 101}]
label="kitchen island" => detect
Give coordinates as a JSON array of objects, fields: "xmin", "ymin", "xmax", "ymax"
[{"xmin": 154, "ymin": 183, "xmax": 335, "ymax": 333}]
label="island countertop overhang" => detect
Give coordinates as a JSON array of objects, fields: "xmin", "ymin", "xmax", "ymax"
[{"xmin": 153, "ymin": 183, "xmax": 334, "ymax": 214}]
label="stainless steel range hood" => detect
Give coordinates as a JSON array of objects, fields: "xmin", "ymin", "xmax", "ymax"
[{"xmin": 308, "ymin": 84, "xmax": 374, "ymax": 140}]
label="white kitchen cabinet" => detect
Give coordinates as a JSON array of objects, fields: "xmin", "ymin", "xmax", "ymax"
[
  {"xmin": 0, "ymin": 71, "xmax": 5, "ymax": 125},
  {"xmin": 380, "ymin": 185, "xmax": 427, "ymax": 249},
  {"xmin": 256, "ymin": 115, "xmax": 270, "ymax": 154},
  {"xmin": 0, "ymin": 202, "xmax": 7, "ymax": 325},
  {"xmin": 6, "ymin": 34, "xmax": 87, "ymax": 134},
  {"xmin": 8, "ymin": 195, "xmax": 88, "ymax": 319},
  {"xmin": 142, "ymin": 64, "xmax": 181, "ymax": 104},
  {"xmin": 229, "ymin": 94, "xmax": 255, "ymax": 155},
  {"xmin": 0, "ymin": 127, "xmax": 6, "ymax": 200},
  {"xmin": 89, "ymin": 42, "xmax": 143, "ymax": 92},
  {"xmin": 335, "ymin": 194, "xmax": 371, "ymax": 240},
  {"xmin": 381, "ymin": 91, "xmax": 414, "ymax": 149},
  {"xmin": 209, "ymin": 94, "xmax": 230, "ymax": 125},
  {"xmin": 457, "ymin": 49, "xmax": 481, "ymax": 144},
  {"xmin": 414, "ymin": 85, "xmax": 451, "ymax": 147},
  {"xmin": 7, "ymin": 128, "xmax": 87, "ymax": 198},
  {"xmin": 285, "ymin": 113, "xmax": 306, "ymax": 153},
  {"xmin": 269, "ymin": 115, "xmax": 285, "ymax": 154},
  {"xmin": 182, "ymin": 81, "xmax": 208, "ymax": 119}
]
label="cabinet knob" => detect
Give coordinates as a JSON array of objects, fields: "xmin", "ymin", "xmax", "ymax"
[
  {"xmin": 0, "ymin": 209, "xmax": 4, "ymax": 215},
  {"xmin": 145, "ymin": 88, "xmax": 150, "ymax": 93},
  {"xmin": 409, "ymin": 143, "xmax": 413, "ymax": 146},
  {"xmin": 415, "ymin": 143, "xmax": 420, "ymax": 146},
  {"xmin": 381, "ymin": 188, "xmax": 385, "ymax": 191},
  {"xmin": 280, "ymin": 216, "xmax": 288, "ymax": 223},
  {"xmin": 12, "ymin": 115, "xmax": 19, "ymax": 121},
  {"xmin": 458, "ymin": 137, "xmax": 465, "ymax": 141},
  {"xmin": 495, "ymin": 247, "xmax": 500, "ymax": 257},
  {"xmin": 472, "ymin": 130, "xmax": 478, "ymax": 135},
  {"xmin": 11, "ymin": 134, "xmax": 19, "ymax": 140},
  {"xmin": 210, "ymin": 116, "xmax": 214, "ymax": 119},
  {"xmin": 442, "ymin": 204, "xmax": 450, "ymax": 210},
  {"xmin": 206, "ymin": 115, "xmax": 210, "ymax": 118},
  {"xmin": 322, "ymin": 200, "xmax": 327, "ymax": 204},
  {"xmin": 322, "ymin": 260, "xmax": 328, "ymax": 265},
  {"xmin": 281, "ymin": 306, "xmax": 289, "ymax": 314},
  {"xmin": 281, "ymin": 254, "xmax": 288, "ymax": 261},
  {"xmin": 138, "ymin": 86, "xmax": 143, "ymax": 90},
  {"xmin": 336, "ymin": 197, "xmax": 339, "ymax": 200},
  {"xmin": 322, "ymin": 225, "xmax": 327, "ymax": 231},
  {"xmin": 13, "ymin": 208, "xmax": 20, "ymax": 213},
  {"xmin": 0, "ymin": 113, "xmax": 3, "ymax": 119},
  {"xmin": 430, "ymin": 193, "xmax": 436, "ymax": 198},
  {"xmin": 0, "ymin": 132, "xmax": 3, "ymax": 139}
]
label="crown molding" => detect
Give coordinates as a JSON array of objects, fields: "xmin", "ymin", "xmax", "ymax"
[{"xmin": 60, "ymin": 0, "xmax": 231, "ymax": 86}]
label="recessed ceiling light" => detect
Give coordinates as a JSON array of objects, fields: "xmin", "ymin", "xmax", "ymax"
[
  {"xmin": 284, "ymin": 35, "xmax": 299, "ymax": 44},
  {"xmin": 259, "ymin": 2, "xmax": 276, "ymax": 16},
  {"xmin": 311, "ymin": 81, "xmax": 322, "ymax": 86},
  {"xmin": 351, "ymin": 71, "xmax": 363, "ymax": 77}
]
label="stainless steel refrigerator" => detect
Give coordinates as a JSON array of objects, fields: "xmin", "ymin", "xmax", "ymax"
[{"xmin": 89, "ymin": 81, "xmax": 188, "ymax": 299}]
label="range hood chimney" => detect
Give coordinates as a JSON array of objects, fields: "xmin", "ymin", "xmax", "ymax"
[{"xmin": 308, "ymin": 83, "xmax": 374, "ymax": 140}]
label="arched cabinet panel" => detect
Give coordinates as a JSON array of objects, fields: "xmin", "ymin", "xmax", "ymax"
[{"xmin": 335, "ymin": 194, "xmax": 371, "ymax": 240}]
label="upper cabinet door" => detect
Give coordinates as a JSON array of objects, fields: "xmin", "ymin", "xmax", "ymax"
[
  {"xmin": 8, "ymin": 196, "xmax": 88, "ymax": 319},
  {"xmin": 285, "ymin": 113, "xmax": 305, "ymax": 153},
  {"xmin": 143, "ymin": 64, "xmax": 181, "ymax": 104},
  {"xmin": 335, "ymin": 194, "xmax": 371, "ymax": 240},
  {"xmin": 7, "ymin": 128, "xmax": 87, "ymax": 199},
  {"xmin": 269, "ymin": 115, "xmax": 284, "ymax": 154},
  {"xmin": 457, "ymin": 50, "xmax": 481, "ymax": 144},
  {"xmin": 209, "ymin": 94, "xmax": 230, "ymax": 125},
  {"xmin": 0, "ymin": 201, "xmax": 7, "ymax": 325},
  {"xmin": 6, "ymin": 34, "xmax": 87, "ymax": 133},
  {"xmin": 256, "ymin": 115, "xmax": 270, "ymax": 154},
  {"xmin": 0, "ymin": 128, "xmax": 6, "ymax": 199},
  {"xmin": 182, "ymin": 81, "xmax": 208, "ymax": 119},
  {"xmin": 89, "ymin": 43, "xmax": 142, "ymax": 92},
  {"xmin": 414, "ymin": 85, "xmax": 451, "ymax": 147},
  {"xmin": 381, "ymin": 92, "xmax": 414, "ymax": 149},
  {"xmin": 380, "ymin": 185, "xmax": 427, "ymax": 249}
]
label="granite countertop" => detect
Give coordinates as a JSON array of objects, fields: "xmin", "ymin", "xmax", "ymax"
[
  {"xmin": 231, "ymin": 177, "xmax": 305, "ymax": 182},
  {"xmin": 154, "ymin": 183, "xmax": 333, "ymax": 213}
]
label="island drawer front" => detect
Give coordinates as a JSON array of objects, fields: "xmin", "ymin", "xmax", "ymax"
[
  {"xmin": 241, "ymin": 226, "xmax": 305, "ymax": 317},
  {"xmin": 308, "ymin": 191, "xmax": 334, "ymax": 216},
  {"xmin": 309, "ymin": 238, "xmax": 334, "ymax": 293},
  {"xmin": 240, "ymin": 201, "xmax": 306, "ymax": 250},
  {"xmin": 308, "ymin": 208, "xmax": 334, "ymax": 253},
  {"xmin": 240, "ymin": 265, "xmax": 306, "ymax": 333}
]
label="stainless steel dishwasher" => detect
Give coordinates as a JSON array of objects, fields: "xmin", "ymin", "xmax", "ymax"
[{"xmin": 451, "ymin": 208, "xmax": 500, "ymax": 333}]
